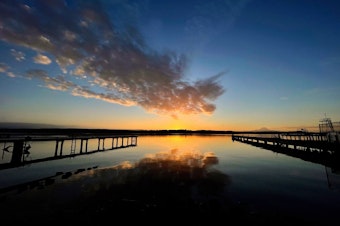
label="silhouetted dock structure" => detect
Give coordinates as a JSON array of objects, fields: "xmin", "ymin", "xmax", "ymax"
[
  {"xmin": 232, "ymin": 117, "xmax": 340, "ymax": 171},
  {"xmin": 0, "ymin": 135, "xmax": 138, "ymax": 170},
  {"xmin": 232, "ymin": 130, "xmax": 340, "ymax": 170},
  {"xmin": 233, "ymin": 117, "xmax": 339, "ymax": 152},
  {"xmin": 232, "ymin": 131, "xmax": 339, "ymax": 153}
]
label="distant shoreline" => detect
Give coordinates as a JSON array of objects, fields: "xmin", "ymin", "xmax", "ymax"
[
  {"xmin": 0, "ymin": 128, "xmax": 233, "ymax": 136},
  {"xmin": 0, "ymin": 128, "xmax": 309, "ymax": 137}
]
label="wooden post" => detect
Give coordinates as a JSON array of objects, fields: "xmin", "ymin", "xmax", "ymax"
[
  {"xmin": 80, "ymin": 139, "xmax": 83, "ymax": 153},
  {"xmin": 60, "ymin": 140, "xmax": 64, "ymax": 156},
  {"xmin": 85, "ymin": 139, "xmax": 88, "ymax": 152},
  {"xmin": 11, "ymin": 140, "xmax": 24, "ymax": 164},
  {"xmin": 55, "ymin": 140, "xmax": 59, "ymax": 157}
]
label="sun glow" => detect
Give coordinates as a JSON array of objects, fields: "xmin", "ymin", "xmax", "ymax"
[{"xmin": 168, "ymin": 123, "xmax": 186, "ymax": 130}]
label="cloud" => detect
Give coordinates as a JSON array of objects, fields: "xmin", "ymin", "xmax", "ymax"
[
  {"xmin": 0, "ymin": 0, "xmax": 225, "ymax": 116},
  {"xmin": 25, "ymin": 69, "xmax": 77, "ymax": 91},
  {"xmin": 0, "ymin": 62, "xmax": 16, "ymax": 77},
  {"xmin": 7, "ymin": 72, "xmax": 16, "ymax": 78},
  {"xmin": 33, "ymin": 54, "xmax": 52, "ymax": 65},
  {"xmin": 0, "ymin": 63, "xmax": 8, "ymax": 73},
  {"xmin": 11, "ymin": 49, "xmax": 25, "ymax": 61}
]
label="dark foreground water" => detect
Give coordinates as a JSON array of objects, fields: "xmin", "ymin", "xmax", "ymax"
[{"xmin": 1, "ymin": 135, "xmax": 339, "ymax": 225}]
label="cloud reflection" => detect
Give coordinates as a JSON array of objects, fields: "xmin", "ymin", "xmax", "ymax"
[{"xmin": 0, "ymin": 149, "xmax": 232, "ymax": 222}]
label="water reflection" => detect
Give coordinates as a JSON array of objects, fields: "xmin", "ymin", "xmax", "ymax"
[{"xmin": 1, "ymin": 149, "xmax": 241, "ymax": 224}]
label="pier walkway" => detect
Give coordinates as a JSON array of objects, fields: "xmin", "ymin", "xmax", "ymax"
[
  {"xmin": 0, "ymin": 135, "xmax": 138, "ymax": 170},
  {"xmin": 232, "ymin": 131, "xmax": 339, "ymax": 153},
  {"xmin": 232, "ymin": 131, "xmax": 340, "ymax": 170}
]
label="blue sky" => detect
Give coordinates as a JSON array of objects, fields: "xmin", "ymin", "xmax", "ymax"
[{"xmin": 0, "ymin": 0, "xmax": 339, "ymax": 131}]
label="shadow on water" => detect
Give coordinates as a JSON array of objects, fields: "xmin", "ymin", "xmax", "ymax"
[{"xmin": 0, "ymin": 149, "xmax": 322, "ymax": 225}]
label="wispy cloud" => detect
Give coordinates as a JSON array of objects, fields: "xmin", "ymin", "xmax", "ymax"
[
  {"xmin": 11, "ymin": 49, "xmax": 25, "ymax": 61},
  {"xmin": 33, "ymin": 54, "xmax": 52, "ymax": 65},
  {"xmin": 0, "ymin": 63, "xmax": 8, "ymax": 73},
  {"xmin": 7, "ymin": 72, "xmax": 16, "ymax": 78},
  {"xmin": 0, "ymin": 62, "xmax": 15, "ymax": 77},
  {"xmin": 0, "ymin": 0, "xmax": 225, "ymax": 117},
  {"xmin": 26, "ymin": 69, "xmax": 77, "ymax": 91}
]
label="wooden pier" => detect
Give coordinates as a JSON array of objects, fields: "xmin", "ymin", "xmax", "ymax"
[
  {"xmin": 232, "ymin": 131, "xmax": 340, "ymax": 170},
  {"xmin": 232, "ymin": 132, "xmax": 339, "ymax": 152},
  {"xmin": 232, "ymin": 131, "xmax": 339, "ymax": 152},
  {"xmin": 0, "ymin": 135, "xmax": 138, "ymax": 170}
]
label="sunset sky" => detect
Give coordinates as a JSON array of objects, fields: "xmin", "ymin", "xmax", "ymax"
[{"xmin": 0, "ymin": 0, "xmax": 339, "ymax": 131}]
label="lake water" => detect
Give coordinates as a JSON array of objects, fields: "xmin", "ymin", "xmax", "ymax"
[{"xmin": 1, "ymin": 135, "xmax": 340, "ymax": 225}]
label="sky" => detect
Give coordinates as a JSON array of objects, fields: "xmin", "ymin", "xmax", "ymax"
[{"xmin": 0, "ymin": 0, "xmax": 339, "ymax": 131}]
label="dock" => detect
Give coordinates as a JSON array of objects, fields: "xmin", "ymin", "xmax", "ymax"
[
  {"xmin": 232, "ymin": 117, "xmax": 340, "ymax": 154},
  {"xmin": 232, "ymin": 131, "xmax": 339, "ymax": 153},
  {"xmin": 232, "ymin": 131, "xmax": 340, "ymax": 170},
  {"xmin": 0, "ymin": 134, "xmax": 138, "ymax": 170}
]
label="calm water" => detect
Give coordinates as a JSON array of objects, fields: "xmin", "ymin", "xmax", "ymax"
[{"xmin": 1, "ymin": 135, "xmax": 340, "ymax": 225}]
